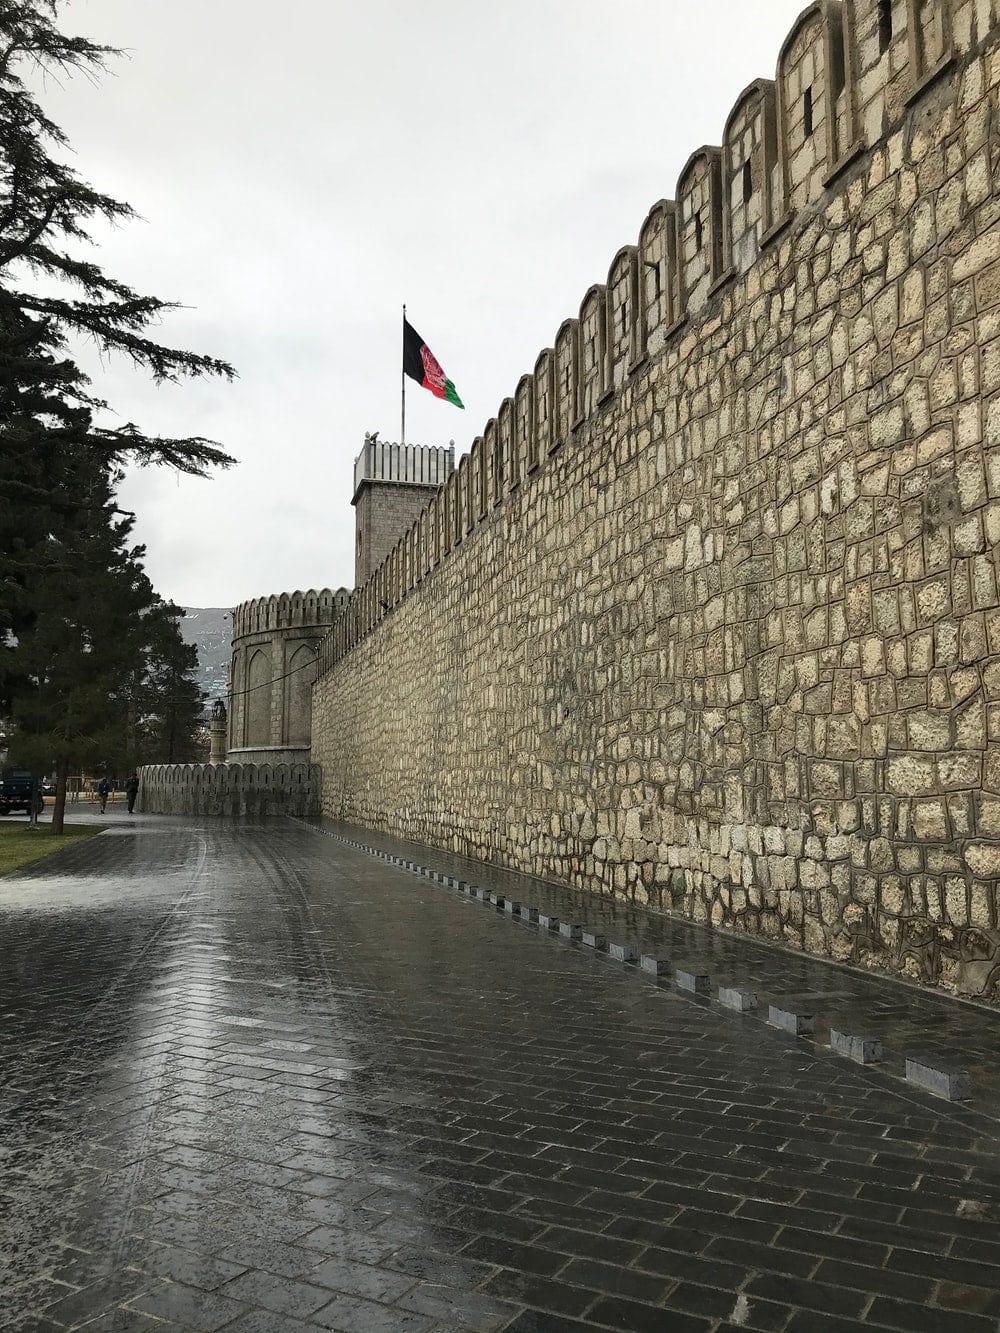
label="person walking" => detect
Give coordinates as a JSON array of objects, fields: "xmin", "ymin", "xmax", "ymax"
[
  {"xmin": 125, "ymin": 774, "xmax": 139, "ymax": 815},
  {"xmin": 97, "ymin": 777, "xmax": 110, "ymax": 814}
]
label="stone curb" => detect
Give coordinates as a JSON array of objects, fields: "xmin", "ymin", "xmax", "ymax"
[{"xmin": 296, "ymin": 821, "xmax": 980, "ymax": 1109}]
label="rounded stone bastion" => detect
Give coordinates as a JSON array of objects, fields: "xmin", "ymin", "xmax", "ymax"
[{"xmin": 227, "ymin": 588, "xmax": 350, "ymax": 765}]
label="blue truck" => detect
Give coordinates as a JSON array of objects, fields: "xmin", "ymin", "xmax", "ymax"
[{"xmin": 0, "ymin": 769, "xmax": 44, "ymax": 817}]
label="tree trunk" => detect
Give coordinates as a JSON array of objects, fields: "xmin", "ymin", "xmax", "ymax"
[{"xmin": 52, "ymin": 757, "xmax": 69, "ymax": 835}]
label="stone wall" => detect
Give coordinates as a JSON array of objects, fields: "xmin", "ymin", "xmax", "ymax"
[
  {"xmin": 139, "ymin": 763, "xmax": 320, "ymax": 818},
  {"xmin": 314, "ymin": 0, "xmax": 1000, "ymax": 1000}
]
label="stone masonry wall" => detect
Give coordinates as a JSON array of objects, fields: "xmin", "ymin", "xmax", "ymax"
[{"xmin": 314, "ymin": 0, "xmax": 1000, "ymax": 1001}]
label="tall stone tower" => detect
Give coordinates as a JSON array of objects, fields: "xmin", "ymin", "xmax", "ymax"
[
  {"xmin": 353, "ymin": 435, "xmax": 454, "ymax": 587},
  {"xmin": 227, "ymin": 588, "xmax": 350, "ymax": 765}
]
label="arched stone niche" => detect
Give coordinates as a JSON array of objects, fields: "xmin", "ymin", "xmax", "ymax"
[
  {"xmin": 245, "ymin": 649, "xmax": 271, "ymax": 748},
  {"xmin": 286, "ymin": 643, "xmax": 316, "ymax": 746}
]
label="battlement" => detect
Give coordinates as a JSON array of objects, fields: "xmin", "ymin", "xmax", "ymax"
[
  {"xmin": 352, "ymin": 439, "xmax": 455, "ymax": 503},
  {"xmin": 320, "ymin": 0, "xmax": 999, "ymax": 671},
  {"xmin": 233, "ymin": 588, "xmax": 351, "ymax": 640}
]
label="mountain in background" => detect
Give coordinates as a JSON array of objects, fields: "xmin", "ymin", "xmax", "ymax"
[{"xmin": 180, "ymin": 608, "xmax": 231, "ymax": 707}]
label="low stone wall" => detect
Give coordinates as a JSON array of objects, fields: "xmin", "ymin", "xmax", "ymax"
[{"xmin": 139, "ymin": 763, "xmax": 320, "ymax": 818}]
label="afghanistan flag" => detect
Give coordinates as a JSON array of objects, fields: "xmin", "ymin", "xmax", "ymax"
[{"xmin": 403, "ymin": 317, "xmax": 464, "ymax": 408}]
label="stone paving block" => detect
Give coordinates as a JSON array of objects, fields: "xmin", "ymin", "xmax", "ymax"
[
  {"xmin": 768, "ymin": 1005, "xmax": 815, "ymax": 1036},
  {"xmin": 676, "ymin": 969, "xmax": 710, "ymax": 994},
  {"xmin": 830, "ymin": 1030, "xmax": 882, "ymax": 1064},
  {"xmin": 558, "ymin": 922, "xmax": 582, "ymax": 941},
  {"xmin": 537, "ymin": 913, "xmax": 560, "ymax": 931},
  {"xmin": 581, "ymin": 931, "xmax": 607, "ymax": 950},
  {"xmin": 719, "ymin": 986, "xmax": 757, "ymax": 1012},
  {"xmin": 905, "ymin": 1056, "xmax": 972, "ymax": 1101},
  {"xmin": 639, "ymin": 954, "xmax": 670, "ymax": 975},
  {"xmin": 608, "ymin": 942, "xmax": 638, "ymax": 963}
]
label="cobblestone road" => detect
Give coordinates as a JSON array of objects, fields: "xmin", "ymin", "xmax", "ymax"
[{"xmin": 2, "ymin": 815, "xmax": 1000, "ymax": 1332}]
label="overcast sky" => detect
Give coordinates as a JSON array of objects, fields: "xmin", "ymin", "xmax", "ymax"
[{"xmin": 47, "ymin": 0, "xmax": 806, "ymax": 608}]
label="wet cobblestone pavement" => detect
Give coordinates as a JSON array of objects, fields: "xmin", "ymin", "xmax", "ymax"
[
  {"xmin": 2, "ymin": 814, "xmax": 1000, "ymax": 1332},
  {"xmin": 317, "ymin": 818, "xmax": 1000, "ymax": 1121}
]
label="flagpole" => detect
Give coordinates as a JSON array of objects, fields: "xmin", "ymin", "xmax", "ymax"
[{"xmin": 401, "ymin": 303, "xmax": 406, "ymax": 446}]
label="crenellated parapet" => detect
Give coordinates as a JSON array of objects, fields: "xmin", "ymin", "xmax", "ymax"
[
  {"xmin": 232, "ymin": 588, "xmax": 351, "ymax": 639},
  {"xmin": 317, "ymin": 0, "xmax": 997, "ymax": 680}
]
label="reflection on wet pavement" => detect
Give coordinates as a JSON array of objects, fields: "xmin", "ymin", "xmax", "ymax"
[
  {"xmin": 1, "ymin": 813, "xmax": 999, "ymax": 1331},
  {"xmin": 318, "ymin": 816, "xmax": 1000, "ymax": 1115}
]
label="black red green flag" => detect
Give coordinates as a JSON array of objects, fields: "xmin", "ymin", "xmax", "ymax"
[{"xmin": 403, "ymin": 318, "xmax": 464, "ymax": 408}]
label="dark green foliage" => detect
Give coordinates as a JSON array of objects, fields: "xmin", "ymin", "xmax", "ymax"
[
  {"xmin": 5, "ymin": 451, "xmax": 206, "ymax": 828},
  {"xmin": 0, "ymin": 2, "xmax": 236, "ymax": 827}
]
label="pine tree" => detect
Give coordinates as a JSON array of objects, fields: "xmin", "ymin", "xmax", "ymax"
[
  {"xmin": 0, "ymin": 2, "xmax": 237, "ymax": 807},
  {"xmin": 6, "ymin": 453, "xmax": 162, "ymax": 830},
  {"xmin": 134, "ymin": 607, "xmax": 206, "ymax": 767}
]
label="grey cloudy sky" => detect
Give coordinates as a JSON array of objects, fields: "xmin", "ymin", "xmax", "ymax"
[{"xmin": 51, "ymin": 0, "xmax": 806, "ymax": 608}]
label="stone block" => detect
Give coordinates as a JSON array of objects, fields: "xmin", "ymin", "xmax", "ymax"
[
  {"xmin": 559, "ymin": 922, "xmax": 582, "ymax": 941},
  {"xmin": 676, "ymin": 970, "xmax": 710, "ymax": 994},
  {"xmin": 516, "ymin": 904, "xmax": 539, "ymax": 922},
  {"xmin": 640, "ymin": 954, "xmax": 670, "ymax": 975},
  {"xmin": 768, "ymin": 1005, "xmax": 815, "ymax": 1036},
  {"xmin": 905, "ymin": 1056, "xmax": 972, "ymax": 1101},
  {"xmin": 609, "ymin": 942, "xmax": 638, "ymax": 962},
  {"xmin": 582, "ymin": 931, "xmax": 608, "ymax": 950},
  {"xmin": 504, "ymin": 899, "xmax": 519, "ymax": 914},
  {"xmin": 719, "ymin": 986, "xmax": 757, "ymax": 1012},
  {"xmin": 830, "ymin": 1030, "xmax": 882, "ymax": 1064},
  {"xmin": 538, "ymin": 913, "xmax": 560, "ymax": 931},
  {"xmin": 488, "ymin": 892, "xmax": 506, "ymax": 908}
]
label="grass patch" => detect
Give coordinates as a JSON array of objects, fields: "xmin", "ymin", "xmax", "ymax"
[{"xmin": 0, "ymin": 823, "xmax": 103, "ymax": 878}]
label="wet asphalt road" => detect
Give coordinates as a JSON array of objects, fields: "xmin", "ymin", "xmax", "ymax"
[{"xmin": 2, "ymin": 815, "xmax": 1000, "ymax": 1333}]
